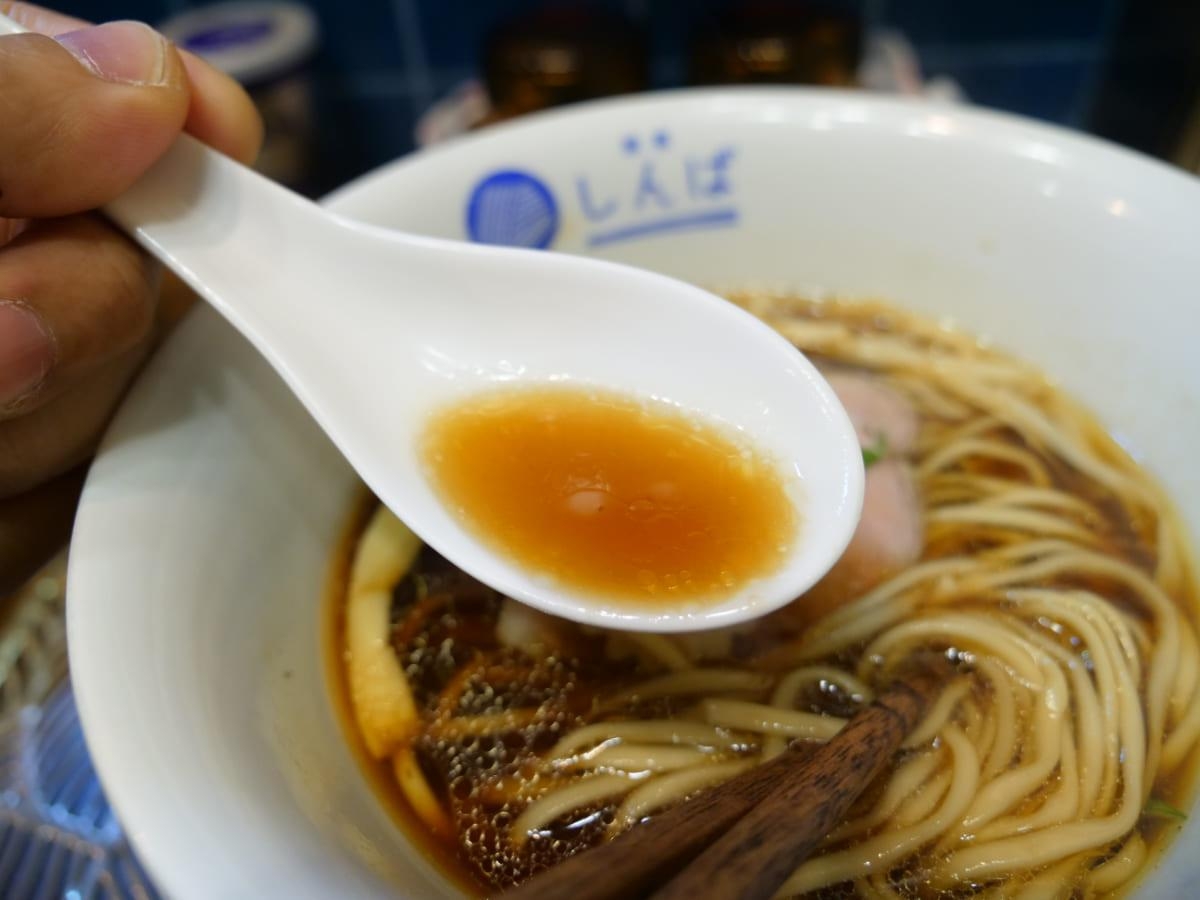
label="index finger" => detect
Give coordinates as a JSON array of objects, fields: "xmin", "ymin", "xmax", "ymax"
[{"xmin": 1, "ymin": 1, "xmax": 263, "ymax": 165}]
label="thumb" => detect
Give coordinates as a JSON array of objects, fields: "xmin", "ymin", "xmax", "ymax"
[{"xmin": 0, "ymin": 21, "xmax": 190, "ymax": 218}]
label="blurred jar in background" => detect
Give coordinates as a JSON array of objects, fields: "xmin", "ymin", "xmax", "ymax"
[
  {"xmin": 478, "ymin": 8, "xmax": 648, "ymax": 127},
  {"xmin": 689, "ymin": 2, "xmax": 861, "ymax": 87},
  {"xmin": 160, "ymin": 2, "xmax": 320, "ymax": 189}
]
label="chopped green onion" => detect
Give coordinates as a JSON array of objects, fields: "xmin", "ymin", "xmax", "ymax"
[
  {"xmin": 862, "ymin": 433, "xmax": 888, "ymax": 469},
  {"xmin": 1145, "ymin": 797, "xmax": 1188, "ymax": 821}
]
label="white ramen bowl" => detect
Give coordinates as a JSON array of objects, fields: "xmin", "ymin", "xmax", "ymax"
[{"xmin": 68, "ymin": 89, "xmax": 1200, "ymax": 898}]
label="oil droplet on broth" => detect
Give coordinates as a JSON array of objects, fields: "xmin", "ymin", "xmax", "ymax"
[{"xmin": 421, "ymin": 386, "xmax": 800, "ymax": 607}]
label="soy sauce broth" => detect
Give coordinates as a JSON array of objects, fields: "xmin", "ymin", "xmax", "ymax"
[{"xmin": 421, "ymin": 387, "xmax": 799, "ymax": 606}]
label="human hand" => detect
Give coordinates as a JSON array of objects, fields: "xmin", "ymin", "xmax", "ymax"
[{"xmin": 0, "ymin": 2, "xmax": 263, "ymax": 499}]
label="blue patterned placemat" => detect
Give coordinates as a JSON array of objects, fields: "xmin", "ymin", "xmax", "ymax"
[{"xmin": 0, "ymin": 553, "xmax": 162, "ymax": 899}]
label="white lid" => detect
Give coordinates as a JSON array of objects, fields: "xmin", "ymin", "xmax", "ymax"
[{"xmin": 159, "ymin": 2, "xmax": 318, "ymax": 86}]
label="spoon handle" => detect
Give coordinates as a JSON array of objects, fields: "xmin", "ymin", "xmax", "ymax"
[
  {"xmin": 0, "ymin": 11, "xmax": 328, "ymax": 333},
  {"xmin": 101, "ymin": 132, "xmax": 322, "ymax": 311}
]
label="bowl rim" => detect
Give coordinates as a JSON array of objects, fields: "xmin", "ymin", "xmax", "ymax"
[{"xmin": 325, "ymin": 84, "xmax": 1200, "ymax": 211}]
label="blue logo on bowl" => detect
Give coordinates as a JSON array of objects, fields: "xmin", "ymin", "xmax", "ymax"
[
  {"xmin": 466, "ymin": 170, "xmax": 558, "ymax": 249},
  {"xmin": 576, "ymin": 131, "xmax": 739, "ymax": 247}
]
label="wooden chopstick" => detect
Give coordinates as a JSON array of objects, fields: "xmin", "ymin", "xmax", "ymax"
[
  {"xmin": 496, "ymin": 658, "xmax": 947, "ymax": 900},
  {"xmin": 652, "ymin": 661, "xmax": 946, "ymax": 900}
]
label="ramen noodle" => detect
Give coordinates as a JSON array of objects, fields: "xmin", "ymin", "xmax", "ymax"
[{"xmin": 332, "ymin": 295, "xmax": 1200, "ymax": 898}]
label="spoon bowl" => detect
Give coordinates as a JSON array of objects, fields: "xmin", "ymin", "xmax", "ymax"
[
  {"xmin": 119, "ymin": 139, "xmax": 864, "ymax": 630},
  {"xmin": 0, "ymin": 13, "xmax": 863, "ymax": 629}
]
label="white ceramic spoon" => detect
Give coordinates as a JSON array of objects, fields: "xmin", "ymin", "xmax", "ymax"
[{"xmin": 0, "ymin": 14, "xmax": 863, "ymax": 631}]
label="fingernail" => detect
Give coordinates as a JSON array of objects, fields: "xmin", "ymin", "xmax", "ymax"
[
  {"xmin": 56, "ymin": 21, "xmax": 169, "ymax": 86},
  {"xmin": 0, "ymin": 301, "xmax": 55, "ymax": 408}
]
